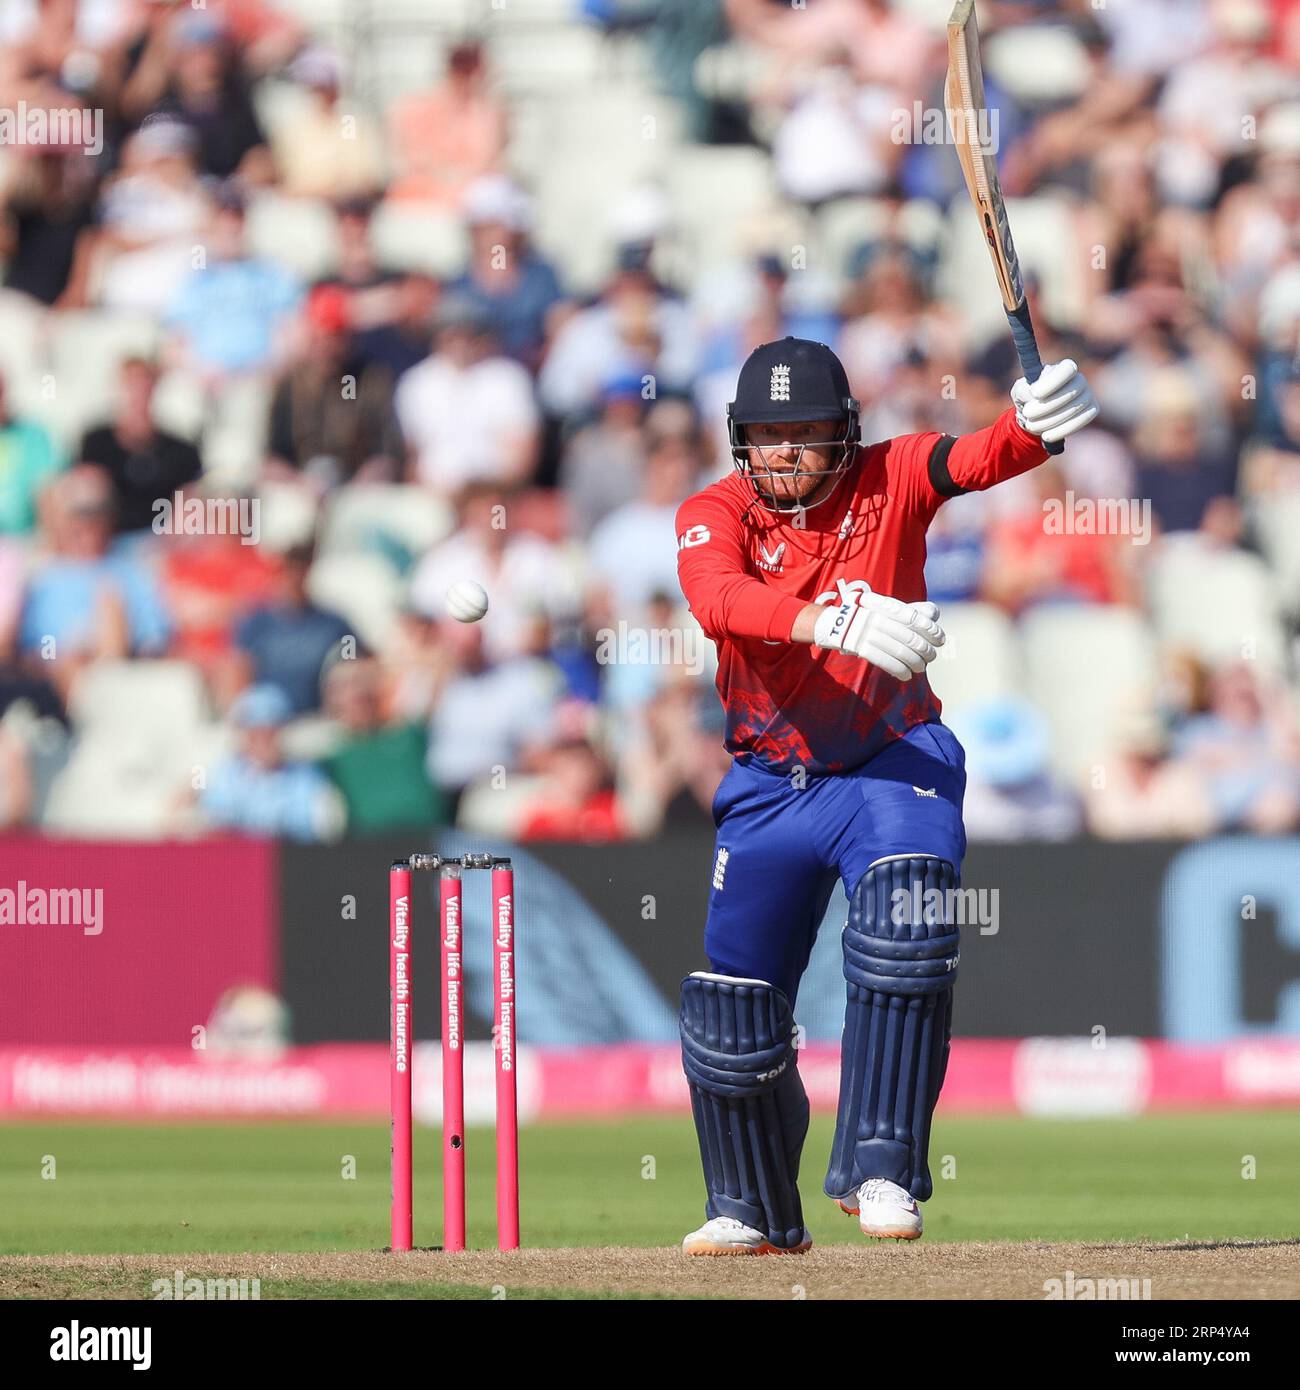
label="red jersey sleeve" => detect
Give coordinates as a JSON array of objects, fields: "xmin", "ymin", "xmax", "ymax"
[
  {"xmin": 892, "ymin": 408, "xmax": 1049, "ymax": 518},
  {"xmin": 675, "ymin": 491, "xmax": 808, "ymax": 643}
]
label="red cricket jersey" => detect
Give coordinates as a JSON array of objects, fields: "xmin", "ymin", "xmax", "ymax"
[{"xmin": 676, "ymin": 409, "xmax": 1047, "ymax": 774}]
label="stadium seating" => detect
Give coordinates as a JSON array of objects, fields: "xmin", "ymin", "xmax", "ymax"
[
  {"xmin": 939, "ymin": 191, "xmax": 1085, "ymax": 351},
  {"xmin": 318, "ymin": 484, "xmax": 452, "ymax": 571},
  {"xmin": 368, "ymin": 201, "xmax": 464, "ymax": 277},
  {"xmin": 1146, "ymin": 541, "xmax": 1287, "ymax": 674},
  {"xmin": 246, "ymin": 192, "xmax": 341, "ymax": 282},
  {"xmin": 305, "ymin": 552, "xmax": 405, "ymax": 650},
  {"xmin": 1249, "ymin": 492, "xmax": 1300, "ymax": 622},
  {"xmin": 45, "ymin": 662, "xmax": 213, "ymax": 837},
  {"xmin": 927, "ymin": 602, "xmax": 1021, "ymax": 720},
  {"xmin": 1022, "ymin": 606, "xmax": 1158, "ymax": 783},
  {"xmin": 0, "ymin": 2, "xmax": 1292, "ymax": 844}
]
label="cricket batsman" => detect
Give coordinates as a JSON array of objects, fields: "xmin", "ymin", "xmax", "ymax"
[{"xmin": 676, "ymin": 336, "xmax": 1097, "ymax": 1253}]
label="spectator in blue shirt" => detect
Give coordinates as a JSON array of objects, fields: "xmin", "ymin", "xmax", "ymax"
[
  {"xmin": 201, "ymin": 684, "xmax": 342, "ymax": 841},
  {"xmin": 231, "ymin": 543, "xmax": 353, "ymax": 714},
  {"xmin": 1171, "ymin": 664, "xmax": 1300, "ymax": 834},
  {"xmin": 164, "ymin": 180, "xmax": 300, "ymax": 382},
  {"xmin": 19, "ymin": 468, "xmax": 170, "ymax": 696},
  {"xmin": 446, "ymin": 175, "xmax": 565, "ymax": 369}
]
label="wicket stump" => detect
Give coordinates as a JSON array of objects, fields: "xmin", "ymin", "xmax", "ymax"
[{"xmin": 389, "ymin": 853, "xmax": 519, "ymax": 1252}]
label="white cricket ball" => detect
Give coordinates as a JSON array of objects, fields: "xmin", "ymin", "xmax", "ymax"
[{"xmin": 445, "ymin": 579, "xmax": 489, "ymax": 623}]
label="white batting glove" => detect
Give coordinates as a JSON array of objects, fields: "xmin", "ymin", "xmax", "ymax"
[
  {"xmin": 1010, "ymin": 359, "xmax": 1099, "ymax": 444},
  {"xmin": 813, "ymin": 587, "xmax": 945, "ymax": 682}
]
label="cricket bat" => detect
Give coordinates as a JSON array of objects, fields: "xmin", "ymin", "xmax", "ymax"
[{"xmin": 945, "ymin": 0, "xmax": 1063, "ymax": 453}]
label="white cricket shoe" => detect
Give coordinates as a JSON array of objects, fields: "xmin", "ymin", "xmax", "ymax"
[
  {"xmin": 681, "ymin": 1216, "xmax": 812, "ymax": 1256},
  {"xmin": 837, "ymin": 1178, "xmax": 923, "ymax": 1240}
]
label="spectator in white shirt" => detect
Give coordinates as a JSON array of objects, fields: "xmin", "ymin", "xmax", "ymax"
[
  {"xmin": 538, "ymin": 244, "xmax": 697, "ymax": 422},
  {"xmin": 1096, "ymin": 0, "xmax": 1214, "ymax": 79},
  {"xmin": 394, "ymin": 297, "xmax": 539, "ymax": 495},
  {"xmin": 91, "ymin": 116, "xmax": 209, "ymax": 315}
]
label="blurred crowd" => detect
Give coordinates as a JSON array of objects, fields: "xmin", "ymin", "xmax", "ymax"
[{"xmin": 0, "ymin": 0, "xmax": 1298, "ymax": 844}]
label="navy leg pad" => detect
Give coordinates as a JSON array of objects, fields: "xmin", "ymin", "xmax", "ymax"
[
  {"xmin": 680, "ymin": 973, "xmax": 808, "ymax": 1249},
  {"xmin": 824, "ymin": 856, "xmax": 960, "ymax": 1203}
]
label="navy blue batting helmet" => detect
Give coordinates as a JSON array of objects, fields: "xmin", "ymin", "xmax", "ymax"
[{"xmin": 727, "ymin": 337, "xmax": 860, "ymax": 512}]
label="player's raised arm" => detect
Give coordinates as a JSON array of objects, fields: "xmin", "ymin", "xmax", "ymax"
[{"xmin": 923, "ymin": 359, "xmax": 1099, "ymax": 500}]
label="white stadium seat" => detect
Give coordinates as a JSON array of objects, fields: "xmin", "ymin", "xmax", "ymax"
[
  {"xmin": 489, "ymin": 24, "xmax": 607, "ymax": 96},
  {"xmin": 455, "ymin": 772, "xmax": 548, "ymax": 836},
  {"xmin": 985, "ymin": 25, "xmax": 1092, "ymax": 105},
  {"xmin": 927, "ymin": 602, "xmax": 1021, "ymax": 720},
  {"xmin": 149, "ymin": 369, "xmax": 207, "ymax": 443},
  {"xmin": 250, "ymin": 77, "xmax": 314, "ymax": 145},
  {"xmin": 319, "ymin": 484, "xmax": 452, "ymax": 569},
  {"xmin": 940, "ymin": 190, "xmax": 1085, "ymax": 347},
  {"xmin": 256, "ymin": 481, "xmax": 321, "ymax": 553},
  {"xmin": 369, "ymin": 200, "xmax": 464, "ymax": 277},
  {"xmin": 665, "ymin": 147, "xmax": 783, "ymax": 273},
  {"xmin": 524, "ymin": 94, "xmax": 680, "ymax": 291},
  {"xmin": 200, "ymin": 377, "xmax": 275, "ymax": 490},
  {"xmin": 0, "ymin": 291, "xmax": 47, "ymax": 390},
  {"xmin": 1249, "ymin": 491, "xmax": 1300, "ymax": 620},
  {"xmin": 1021, "ymin": 605, "xmax": 1158, "ymax": 783},
  {"xmin": 306, "ymin": 552, "xmax": 405, "ymax": 651},
  {"xmin": 1146, "ymin": 539, "xmax": 1287, "ymax": 673},
  {"xmin": 17, "ymin": 311, "xmax": 161, "ymax": 448},
  {"xmin": 245, "ymin": 192, "xmax": 340, "ymax": 282},
  {"xmin": 46, "ymin": 661, "xmax": 215, "ymax": 837},
  {"xmin": 68, "ymin": 659, "xmax": 209, "ymax": 739}
]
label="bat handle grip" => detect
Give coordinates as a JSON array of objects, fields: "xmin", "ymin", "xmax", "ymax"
[{"xmin": 1007, "ymin": 301, "xmax": 1063, "ymax": 456}]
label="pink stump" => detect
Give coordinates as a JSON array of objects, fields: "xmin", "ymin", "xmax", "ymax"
[
  {"xmin": 440, "ymin": 865, "xmax": 466, "ymax": 1252},
  {"xmin": 389, "ymin": 861, "xmax": 413, "ymax": 1252},
  {"xmin": 492, "ymin": 864, "xmax": 520, "ymax": 1250}
]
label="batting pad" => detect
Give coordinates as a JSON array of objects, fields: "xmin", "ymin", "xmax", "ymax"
[
  {"xmin": 824, "ymin": 856, "xmax": 960, "ymax": 1203},
  {"xmin": 680, "ymin": 973, "xmax": 809, "ymax": 1249}
]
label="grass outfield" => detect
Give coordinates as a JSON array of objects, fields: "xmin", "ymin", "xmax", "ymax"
[{"xmin": 0, "ymin": 1112, "xmax": 1296, "ymax": 1297}]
